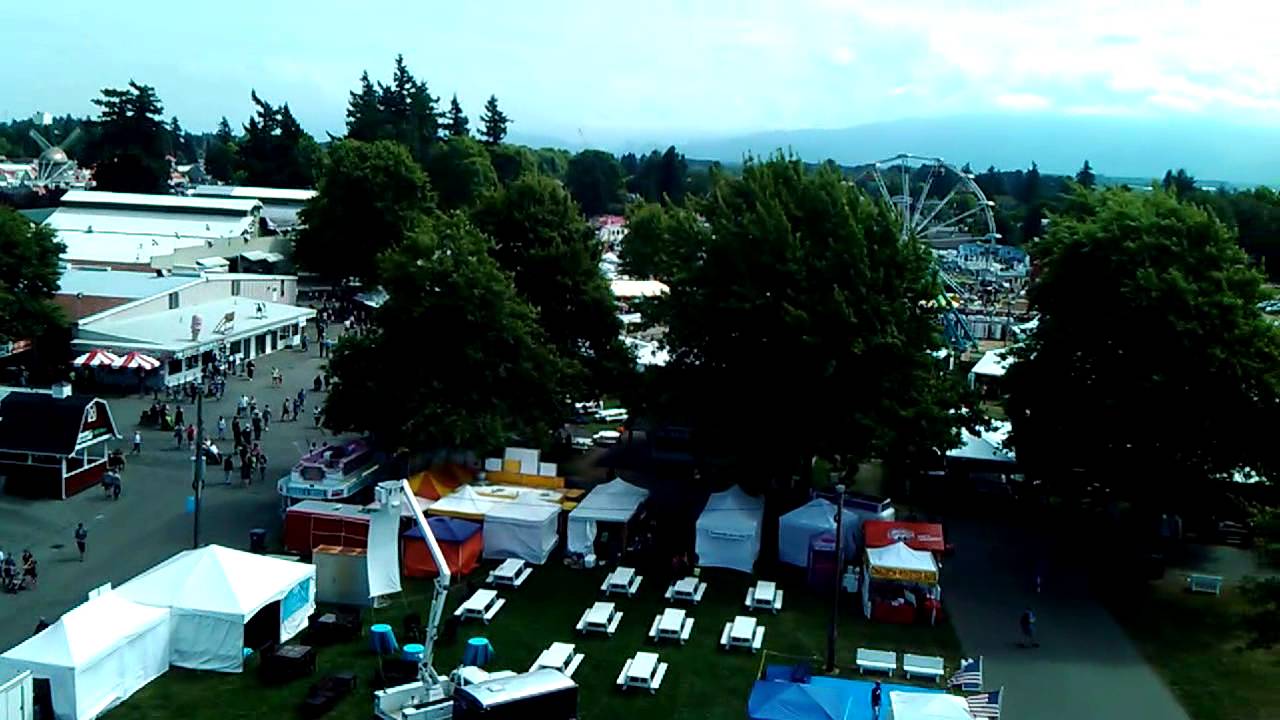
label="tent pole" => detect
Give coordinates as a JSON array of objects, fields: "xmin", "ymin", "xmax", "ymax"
[{"xmin": 826, "ymin": 483, "xmax": 846, "ymax": 672}]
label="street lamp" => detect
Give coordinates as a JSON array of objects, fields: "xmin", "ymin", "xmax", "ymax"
[{"xmin": 826, "ymin": 482, "xmax": 847, "ymax": 672}]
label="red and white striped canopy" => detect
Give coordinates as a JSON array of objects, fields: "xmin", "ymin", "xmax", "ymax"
[
  {"xmin": 72, "ymin": 349, "xmax": 123, "ymax": 368},
  {"xmin": 112, "ymin": 351, "xmax": 162, "ymax": 370}
]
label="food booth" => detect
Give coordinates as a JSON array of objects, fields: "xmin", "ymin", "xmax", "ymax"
[
  {"xmin": 861, "ymin": 542, "xmax": 942, "ymax": 625},
  {"xmin": 862, "ymin": 521, "xmax": 945, "ymax": 554}
]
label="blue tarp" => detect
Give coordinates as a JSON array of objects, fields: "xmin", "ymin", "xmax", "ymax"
[
  {"xmin": 404, "ymin": 516, "xmax": 481, "ymax": 543},
  {"xmin": 748, "ymin": 680, "xmax": 854, "ymax": 720}
]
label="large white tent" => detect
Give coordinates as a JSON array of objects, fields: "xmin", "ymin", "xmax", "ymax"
[
  {"xmin": 695, "ymin": 485, "xmax": 765, "ymax": 573},
  {"xmin": 777, "ymin": 498, "xmax": 856, "ymax": 567},
  {"xmin": 866, "ymin": 542, "xmax": 939, "ymax": 581},
  {"xmin": 567, "ymin": 478, "xmax": 650, "ymax": 555},
  {"xmin": 948, "ymin": 420, "xmax": 1015, "ymax": 464},
  {"xmin": 886, "ymin": 690, "xmax": 974, "ymax": 720},
  {"xmin": 0, "ymin": 592, "xmax": 170, "ymax": 720},
  {"xmin": 115, "ymin": 545, "xmax": 315, "ymax": 672},
  {"xmin": 482, "ymin": 500, "xmax": 561, "ymax": 564}
]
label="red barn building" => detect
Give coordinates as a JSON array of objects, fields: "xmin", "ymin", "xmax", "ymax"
[{"xmin": 0, "ymin": 385, "xmax": 120, "ymax": 499}]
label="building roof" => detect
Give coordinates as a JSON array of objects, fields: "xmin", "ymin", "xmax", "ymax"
[
  {"xmin": 47, "ymin": 206, "xmax": 258, "ymax": 264},
  {"xmin": 969, "ymin": 348, "xmax": 1014, "ymax": 378},
  {"xmin": 76, "ymin": 296, "xmax": 315, "ymax": 354},
  {"xmin": 611, "ymin": 279, "xmax": 669, "ymax": 298},
  {"xmin": 0, "ymin": 391, "xmax": 114, "ymax": 455},
  {"xmin": 61, "ymin": 189, "xmax": 261, "ymax": 215},
  {"xmin": 57, "ymin": 267, "xmax": 199, "ymax": 300},
  {"xmin": 190, "ymin": 185, "xmax": 315, "ymax": 204}
]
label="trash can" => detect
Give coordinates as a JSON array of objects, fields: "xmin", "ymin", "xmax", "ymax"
[{"xmin": 249, "ymin": 528, "xmax": 267, "ymax": 554}]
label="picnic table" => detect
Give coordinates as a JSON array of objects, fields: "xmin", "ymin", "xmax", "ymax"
[
  {"xmin": 577, "ymin": 601, "xmax": 623, "ymax": 636},
  {"xmin": 648, "ymin": 607, "xmax": 694, "ymax": 644},
  {"xmin": 617, "ymin": 651, "xmax": 668, "ymax": 694},
  {"xmin": 488, "ymin": 559, "xmax": 532, "ymax": 588},
  {"xmin": 665, "ymin": 576, "xmax": 707, "ymax": 604},
  {"xmin": 745, "ymin": 580, "xmax": 784, "ymax": 613},
  {"xmin": 601, "ymin": 566, "xmax": 643, "ymax": 597},
  {"xmin": 720, "ymin": 615, "xmax": 765, "ymax": 653},
  {"xmin": 530, "ymin": 641, "xmax": 584, "ymax": 677},
  {"xmin": 453, "ymin": 588, "xmax": 506, "ymax": 624}
]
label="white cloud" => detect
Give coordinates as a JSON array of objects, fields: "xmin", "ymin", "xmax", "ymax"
[
  {"xmin": 1148, "ymin": 94, "xmax": 1203, "ymax": 112},
  {"xmin": 830, "ymin": 46, "xmax": 856, "ymax": 65},
  {"xmin": 995, "ymin": 93, "xmax": 1052, "ymax": 110}
]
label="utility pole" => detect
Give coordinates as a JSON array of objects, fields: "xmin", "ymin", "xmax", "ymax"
[
  {"xmin": 826, "ymin": 483, "xmax": 846, "ymax": 672},
  {"xmin": 192, "ymin": 388, "xmax": 204, "ymax": 549}
]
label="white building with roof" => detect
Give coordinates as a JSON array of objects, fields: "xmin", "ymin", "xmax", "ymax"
[
  {"xmin": 44, "ymin": 190, "xmax": 290, "ymax": 270},
  {"xmin": 189, "ymin": 185, "xmax": 316, "ymax": 230},
  {"xmin": 59, "ymin": 266, "xmax": 314, "ymax": 386}
]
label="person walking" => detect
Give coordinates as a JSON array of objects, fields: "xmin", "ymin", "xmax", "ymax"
[
  {"xmin": 231, "ymin": 419, "xmax": 242, "ymax": 449},
  {"xmin": 251, "ymin": 412, "xmax": 263, "ymax": 442},
  {"xmin": 246, "ymin": 359, "xmax": 256, "ymax": 381},
  {"xmin": 238, "ymin": 394, "xmax": 249, "ymax": 418},
  {"xmin": 256, "ymin": 451, "xmax": 268, "ymax": 485},
  {"xmin": 216, "ymin": 416, "xmax": 227, "ymax": 440},
  {"xmin": 240, "ymin": 455, "xmax": 253, "ymax": 488},
  {"xmin": 185, "ymin": 423, "xmax": 196, "ymax": 450},
  {"xmin": 173, "ymin": 424, "xmax": 184, "ymax": 448},
  {"xmin": 131, "ymin": 430, "xmax": 142, "ymax": 455},
  {"xmin": 313, "ymin": 405, "xmax": 323, "ymax": 428},
  {"xmin": 871, "ymin": 681, "xmax": 882, "ymax": 719},
  {"xmin": 174, "ymin": 405, "xmax": 184, "ymax": 429},
  {"xmin": 74, "ymin": 523, "xmax": 87, "ymax": 562},
  {"xmin": 1020, "ymin": 608, "xmax": 1039, "ymax": 648},
  {"xmin": 281, "ymin": 398, "xmax": 291, "ymax": 422},
  {"xmin": 21, "ymin": 550, "xmax": 37, "ymax": 589},
  {"xmin": 262, "ymin": 405, "xmax": 272, "ymax": 432},
  {"xmin": 223, "ymin": 454, "xmax": 235, "ymax": 486}
]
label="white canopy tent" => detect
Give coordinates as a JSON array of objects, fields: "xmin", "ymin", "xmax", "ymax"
[
  {"xmin": 0, "ymin": 592, "xmax": 170, "ymax": 720},
  {"xmin": 948, "ymin": 420, "xmax": 1015, "ymax": 464},
  {"xmin": 866, "ymin": 542, "xmax": 939, "ymax": 579},
  {"xmin": 115, "ymin": 545, "xmax": 315, "ymax": 672},
  {"xmin": 567, "ymin": 478, "xmax": 650, "ymax": 555},
  {"xmin": 886, "ymin": 691, "xmax": 974, "ymax": 720},
  {"xmin": 695, "ymin": 485, "xmax": 765, "ymax": 573},
  {"xmin": 967, "ymin": 348, "xmax": 1014, "ymax": 388},
  {"xmin": 776, "ymin": 498, "xmax": 856, "ymax": 567},
  {"xmin": 482, "ymin": 500, "xmax": 561, "ymax": 564}
]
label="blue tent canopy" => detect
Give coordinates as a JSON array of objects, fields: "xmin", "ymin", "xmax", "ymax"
[
  {"xmin": 404, "ymin": 516, "xmax": 481, "ymax": 543},
  {"xmin": 748, "ymin": 680, "xmax": 854, "ymax": 720}
]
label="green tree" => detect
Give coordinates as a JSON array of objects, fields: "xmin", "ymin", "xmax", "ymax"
[
  {"xmin": 324, "ymin": 215, "xmax": 568, "ymax": 451},
  {"xmin": 620, "ymin": 201, "xmax": 702, "ymax": 281},
  {"xmin": 0, "ymin": 208, "xmax": 65, "ymax": 343},
  {"xmin": 473, "ymin": 175, "xmax": 632, "ymax": 396},
  {"xmin": 88, "ymin": 81, "xmax": 169, "ymax": 193},
  {"xmin": 236, "ymin": 91, "xmax": 319, "ymax": 187},
  {"xmin": 641, "ymin": 156, "xmax": 966, "ymax": 479},
  {"xmin": 479, "ymin": 95, "xmax": 510, "ymax": 146},
  {"xmin": 345, "ymin": 71, "xmax": 384, "ymax": 142},
  {"xmin": 444, "ymin": 94, "xmax": 470, "ymax": 138},
  {"xmin": 167, "ymin": 116, "xmax": 192, "ymax": 164},
  {"xmin": 533, "ymin": 147, "xmax": 570, "ymax": 180},
  {"xmin": 1005, "ymin": 188, "xmax": 1280, "ymax": 500},
  {"xmin": 1075, "ymin": 160, "xmax": 1097, "ymax": 188},
  {"xmin": 424, "ymin": 135, "xmax": 498, "ymax": 211},
  {"xmin": 626, "ymin": 146, "xmax": 689, "ymax": 204},
  {"xmin": 1241, "ymin": 577, "xmax": 1280, "ymax": 649},
  {"xmin": 295, "ymin": 140, "xmax": 434, "ymax": 284},
  {"xmin": 565, "ymin": 150, "xmax": 623, "ymax": 217},
  {"xmin": 487, "ymin": 143, "xmax": 536, "ymax": 186},
  {"xmin": 1162, "ymin": 167, "xmax": 1197, "ymax": 196},
  {"xmin": 214, "ymin": 116, "xmax": 235, "ymax": 144}
]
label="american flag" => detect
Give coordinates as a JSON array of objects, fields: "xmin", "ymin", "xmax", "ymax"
[
  {"xmin": 966, "ymin": 688, "xmax": 1002, "ymax": 719},
  {"xmin": 947, "ymin": 657, "xmax": 982, "ymax": 688}
]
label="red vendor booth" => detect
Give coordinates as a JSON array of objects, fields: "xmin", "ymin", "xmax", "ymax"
[
  {"xmin": 283, "ymin": 500, "xmax": 373, "ymax": 555},
  {"xmin": 402, "ymin": 516, "xmax": 483, "ymax": 578},
  {"xmin": 863, "ymin": 521, "xmax": 946, "ymax": 553},
  {"xmin": 0, "ymin": 388, "xmax": 119, "ymax": 499}
]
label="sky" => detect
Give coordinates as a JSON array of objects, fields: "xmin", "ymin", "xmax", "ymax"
[{"xmin": 5, "ymin": 0, "xmax": 1280, "ymax": 143}]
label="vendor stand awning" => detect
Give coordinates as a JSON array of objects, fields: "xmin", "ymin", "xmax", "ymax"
[
  {"xmin": 71, "ymin": 349, "xmax": 121, "ymax": 368},
  {"xmin": 866, "ymin": 542, "xmax": 938, "ymax": 584},
  {"xmin": 863, "ymin": 521, "xmax": 945, "ymax": 553}
]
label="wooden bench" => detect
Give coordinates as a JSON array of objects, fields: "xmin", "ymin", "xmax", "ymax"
[
  {"xmin": 680, "ymin": 618, "xmax": 695, "ymax": 644},
  {"xmin": 649, "ymin": 662, "xmax": 668, "ymax": 693},
  {"xmin": 482, "ymin": 598, "xmax": 505, "ymax": 624},
  {"xmin": 855, "ymin": 648, "xmax": 897, "ymax": 676},
  {"xmin": 606, "ymin": 612, "xmax": 623, "ymax": 636},
  {"xmin": 564, "ymin": 653, "xmax": 584, "ymax": 678},
  {"xmin": 616, "ymin": 659, "xmax": 632, "ymax": 688},
  {"xmin": 575, "ymin": 609, "xmax": 590, "ymax": 634},
  {"xmin": 751, "ymin": 626, "xmax": 765, "ymax": 653},
  {"xmin": 719, "ymin": 622, "xmax": 732, "ymax": 649},
  {"xmin": 512, "ymin": 567, "xmax": 533, "ymax": 588},
  {"xmin": 902, "ymin": 654, "xmax": 944, "ymax": 681},
  {"xmin": 1187, "ymin": 574, "xmax": 1223, "ymax": 596},
  {"xmin": 626, "ymin": 576, "xmax": 643, "ymax": 596},
  {"xmin": 772, "ymin": 590, "xmax": 784, "ymax": 613},
  {"xmin": 647, "ymin": 616, "xmax": 661, "ymax": 642}
]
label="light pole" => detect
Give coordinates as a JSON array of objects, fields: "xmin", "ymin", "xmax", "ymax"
[
  {"xmin": 192, "ymin": 387, "xmax": 205, "ymax": 549},
  {"xmin": 826, "ymin": 482, "xmax": 847, "ymax": 672}
]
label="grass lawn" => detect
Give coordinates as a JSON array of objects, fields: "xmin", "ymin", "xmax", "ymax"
[
  {"xmin": 1107, "ymin": 576, "xmax": 1280, "ymax": 720},
  {"xmin": 110, "ymin": 562, "xmax": 963, "ymax": 720}
]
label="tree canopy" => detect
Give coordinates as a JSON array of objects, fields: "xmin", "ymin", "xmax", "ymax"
[
  {"xmin": 637, "ymin": 155, "xmax": 966, "ymax": 479},
  {"xmin": 565, "ymin": 150, "xmax": 623, "ymax": 217},
  {"xmin": 625, "ymin": 146, "xmax": 689, "ymax": 204},
  {"xmin": 1075, "ymin": 160, "xmax": 1096, "ymax": 188},
  {"xmin": 87, "ymin": 81, "xmax": 169, "ymax": 193},
  {"xmin": 444, "ymin": 94, "xmax": 470, "ymax": 138},
  {"xmin": 1005, "ymin": 187, "xmax": 1280, "ymax": 500},
  {"xmin": 345, "ymin": 56, "xmax": 441, "ymax": 163},
  {"xmin": 479, "ymin": 95, "xmax": 510, "ymax": 146},
  {"xmin": 236, "ymin": 91, "xmax": 319, "ymax": 187},
  {"xmin": 487, "ymin": 143, "xmax": 536, "ymax": 186},
  {"xmin": 425, "ymin": 135, "xmax": 498, "ymax": 211},
  {"xmin": 323, "ymin": 215, "xmax": 568, "ymax": 452},
  {"xmin": 295, "ymin": 140, "xmax": 434, "ymax": 285},
  {"xmin": 473, "ymin": 175, "xmax": 632, "ymax": 397},
  {"xmin": 0, "ymin": 208, "xmax": 65, "ymax": 343}
]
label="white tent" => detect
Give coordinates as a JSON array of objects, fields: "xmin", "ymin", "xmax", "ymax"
[
  {"xmin": 482, "ymin": 500, "xmax": 561, "ymax": 564},
  {"xmin": 948, "ymin": 420, "xmax": 1015, "ymax": 463},
  {"xmin": 886, "ymin": 690, "xmax": 974, "ymax": 720},
  {"xmin": 427, "ymin": 485, "xmax": 498, "ymax": 520},
  {"xmin": 776, "ymin": 498, "xmax": 856, "ymax": 567},
  {"xmin": 115, "ymin": 545, "xmax": 315, "ymax": 672},
  {"xmin": 867, "ymin": 542, "xmax": 939, "ymax": 577},
  {"xmin": 0, "ymin": 592, "xmax": 170, "ymax": 720},
  {"xmin": 567, "ymin": 478, "xmax": 650, "ymax": 555},
  {"xmin": 968, "ymin": 348, "xmax": 1014, "ymax": 387},
  {"xmin": 695, "ymin": 485, "xmax": 765, "ymax": 573}
]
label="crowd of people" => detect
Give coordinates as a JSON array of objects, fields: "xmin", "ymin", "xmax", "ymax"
[{"xmin": 0, "ymin": 547, "xmax": 38, "ymax": 594}]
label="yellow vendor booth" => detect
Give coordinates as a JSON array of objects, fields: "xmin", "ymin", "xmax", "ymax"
[{"xmin": 862, "ymin": 541, "xmax": 941, "ymax": 624}]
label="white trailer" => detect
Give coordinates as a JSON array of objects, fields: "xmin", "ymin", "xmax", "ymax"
[{"xmin": 1, "ymin": 670, "xmax": 33, "ymax": 720}]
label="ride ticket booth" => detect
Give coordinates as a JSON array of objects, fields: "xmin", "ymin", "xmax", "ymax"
[{"xmin": 0, "ymin": 385, "xmax": 120, "ymax": 499}]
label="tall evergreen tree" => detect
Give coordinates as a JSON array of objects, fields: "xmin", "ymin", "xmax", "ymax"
[
  {"xmin": 88, "ymin": 81, "xmax": 169, "ymax": 193},
  {"xmin": 215, "ymin": 116, "xmax": 235, "ymax": 144},
  {"xmin": 346, "ymin": 71, "xmax": 384, "ymax": 142},
  {"xmin": 479, "ymin": 95, "xmax": 510, "ymax": 145},
  {"xmin": 236, "ymin": 91, "xmax": 319, "ymax": 187},
  {"xmin": 1075, "ymin": 160, "xmax": 1097, "ymax": 188},
  {"xmin": 445, "ymin": 94, "xmax": 470, "ymax": 138}
]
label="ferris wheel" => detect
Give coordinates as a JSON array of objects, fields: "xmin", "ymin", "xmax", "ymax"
[{"xmin": 855, "ymin": 153, "xmax": 999, "ymax": 247}]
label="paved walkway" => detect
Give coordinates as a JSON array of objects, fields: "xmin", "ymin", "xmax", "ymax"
[
  {"xmin": 942, "ymin": 519, "xmax": 1190, "ymax": 720},
  {"xmin": 0, "ymin": 337, "xmax": 341, "ymax": 652}
]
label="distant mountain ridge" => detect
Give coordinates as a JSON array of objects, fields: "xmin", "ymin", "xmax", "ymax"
[{"xmin": 515, "ymin": 115, "xmax": 1280, "ymax": 187}]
